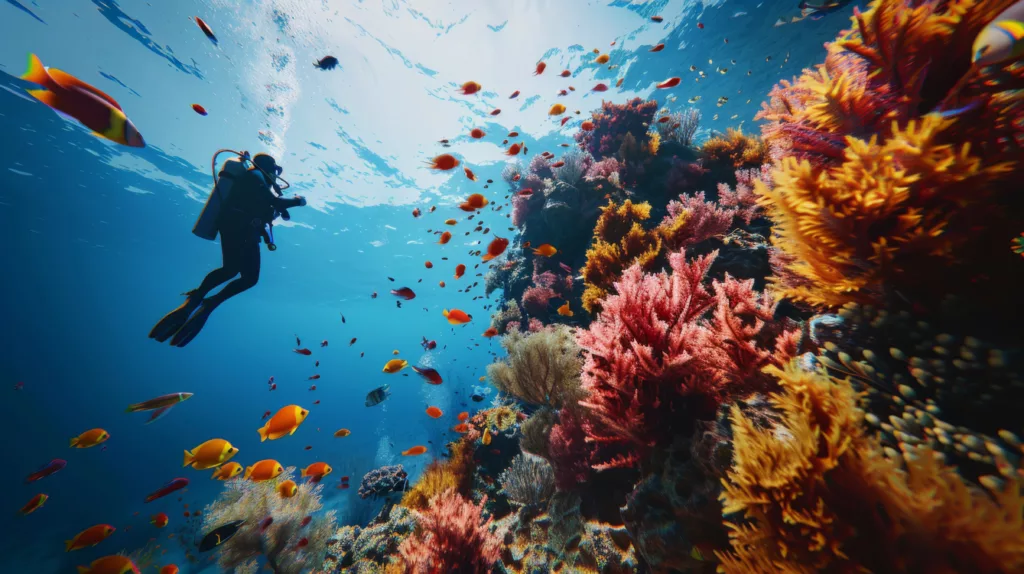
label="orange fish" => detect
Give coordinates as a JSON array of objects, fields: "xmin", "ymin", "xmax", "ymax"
[
  {"xmin": 424, "ymin": 261, "xmax": 433, "ymax": 269},
  {"xmin": 195, "ymin": 16, "xmax": 217, "ymax": 43},
  {"xmin": 455, "ymin": 264, "xmax": 466, "ymax": 279},
  {"xmin": 20, "ymin": 493, "xmax": 47, "ymax": 515},
  {"xmin": 616, "ymin": 78, "xmax": 624, "ymax": 87},
  {"xmin": 459, "ymin": 81, "xmax": 482, "ymax": 95},
  {"xmin": 278, "ymin": 479, "xmax": 298, "ymax": 498},
  {"xmin": 651, "ymin": 15, "xmax": 664, "ymax": 22},
  {"xmin": 257, "ymin": 405, "xmax": 309, "ymax": 441},
  {"xmin": 426, "ymin": 154, "xmax": 460, "ymax": 171},
  {"xmin": 412, "ymin": 208, "xmax": 421, "ymax": 217},
  {"xmin": 439, "ymin": 281, "xmax": 446, "ymax": 287},
  {"xmin": 656, "ymin": 77, "xmax": 681, "ymax": 89},
  {"xmin": 482, "ymin": 327, "xmax": 499, "ymax": 338},
  {"xmin": 70, "ymin": 428, "xmax": 109, "ymax": 449},
  {"xmin": 445, "ymin": 218, "xmax": 457, "ymax": 225},
  {"xmin": 453, "ymin": 423, "xmax": 469, "ymax": 433},
  {"xmin": 560, "ymin": 69, "xmax": 571, "ymax": 77},
  {"xmin": 532, "ymin": 244, "xmax": 557, "ymax": 257},
  {"xmin": 523, "ymin": 241, "xmax": 532, "ymax": 248},
  {"xmin": 581, "ymin": 121, "xmax": 595, "ymax": 131},
  {"xmin": 551, "ymin": 161, "xmax": 565, "ymax": 168},
  {"xmin": 509, "ymin": 90, "xmax": 520, "ymax": 98},
  {"xmin": 21, "ymin": 55, "xmax": 144, "ymax": 148},
  {"xmin": 470, "ymin": 128, "xmax": 485, "ymax": 139},
  {"xmin": 534, "ymin": 61, "xmax": 546, "ymax": 75},
  {"xmin": 301, "ymin": 462, "xmax": 333, "ymax": 480},
  {"xmin": 77, "ymin": 555, "xmax": 140, "ymax": 574},
  {"xmin": 505, "ymin": 143, "xmax": 522, "ymax": 156},
  {"xmin": 66, "ymin": 524, "xmax": 116, "ymax": 552},
  {"xmin": 464, "ymin": 167, "xmax": 478, "ymax": 181},
  {"xmin": 426, "ymin": 406, "xmax": 443, "ymax": 418},
  {"xmin": 151, "ymin": 513, "xmax": 169, "ymax": 528},
  {"xmin": 160, "ymin": 566, "xmax": 179, "ymax": 574},
  {"xmin": 458, "ymin": 412, "xmax": 469, "ymax": 422},
  {"xmin": 594, "ymin": 54, "xmax": 610, "ymax": 64},
  {"xmin": 402, "ymin": 446, "xmax": 428, "ymax": 456},
  {"xmin": 459, "ymin": 193, "xmax": 488, "ymax": 211},
  {"xmin": 482, "ymin": 236, "xmax": 509, "ymax": 261},
  {"xmin": 443, "ymin": 308, "xmax": 471, "ymax": 325},
  {"xmin": 438, "ymin": 231, "xmax": 452, "ymax": 244},
  {"xmin": 650, "ymin": 43, "xmax": 665, "ymax": 52},
  {"xmin": 507, "ymin": 131, "xmax": 519, "ymax": 137}
]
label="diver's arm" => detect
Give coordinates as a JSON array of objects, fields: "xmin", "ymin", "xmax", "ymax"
[{"xmin": 270, "ymin": 195, "xmax": 306, "ymax": 211}]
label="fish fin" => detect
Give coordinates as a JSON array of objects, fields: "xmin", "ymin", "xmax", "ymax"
[
  {"xmin": 65, "ymin": 540, "xmax": 73, "ymax": 552},
  {"xmin": 244, "ymin": 466, "xmax": 253, "ymax": 480},
  {"xmin": 46, "ymin": 68, "xmax": 122, "ymax": 111},
  {"xmin": 77, "ymin": 567, "xmax": 89, "ymax": 574},
  {"xmin": 289, "ymin": 427, "xmax": 298, "ymax": 435},
  {"xmin": 300, "ymin": 468, "xmax": 308, "ymax": 477},
  {"xmin": 258, "ymin": 425, "xmax": 269, "ymax": 442},
  {"xmin": 27, "ymin": 89, "xmax": 57, "ymax": 107},
  {"xmin": 183, "ymin": 450, "xmax": 194, "ymax": 467},
  {"xmin": 125, "ymin": 405, "xmax": 138, "ymax": 413},
  {"xmin": 22, "ymin": 54, "xmax": 51, "ymax": 86},
  {"xmin": 482, "ymin": 254, "xmax": 494, "ymax": 261},
  {"xmin": 69, "ymin": 437, "xmax": 78, "ymax": 448}
]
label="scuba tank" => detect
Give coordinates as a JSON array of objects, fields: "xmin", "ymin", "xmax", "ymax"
[{"xmin": 192, "ymin": 150, "xmax": 250, "ymax": 241}]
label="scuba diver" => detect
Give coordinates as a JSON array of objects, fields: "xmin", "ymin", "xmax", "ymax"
[
  {"xmin": 797, "ymin": 0, "xmax": 855, "ymax": 16},
  {"xmin": 149, "ymin": 151, "xmax": 306, "ymax": 348}
]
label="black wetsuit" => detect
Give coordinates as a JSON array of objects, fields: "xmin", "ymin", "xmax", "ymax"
[{"xmin": 192, "ymin": 169, "xmax": 303, "ymax": 305}]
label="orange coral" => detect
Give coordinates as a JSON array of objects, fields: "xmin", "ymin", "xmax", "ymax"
[
  {"xmin": 400, "ymin": 438, "xmax": 475, "ymax": 511},
  {"xmin": 581, "ymin": 200, "xmax": 663, "ymax": 314},
  {"xmin": 757, "ymin": 113, "xmax": 1017, "ymax": 309},
  {"xmin": 699, "ymin": 128, "xmax": 767, "ymax": 168},
  {"xmin": 718, "ymin": 361, "xmax": 1024, "ymax": 573}
]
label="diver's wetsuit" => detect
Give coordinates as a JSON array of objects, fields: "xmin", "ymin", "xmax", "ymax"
[{"xmin": 192, "ymin": 168, "xmax": 303, "ymax": 305}]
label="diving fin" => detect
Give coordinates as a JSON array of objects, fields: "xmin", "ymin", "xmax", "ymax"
[
  {"xmin": 149, "ymin": 293, "xmax": 202, "ymax": 343},
  {"xmin": 169, "ymin": 299, "xmax": 218, "ymax": 348}
]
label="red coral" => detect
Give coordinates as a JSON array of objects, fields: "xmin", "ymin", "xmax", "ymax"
[
  {"xmin": 716, "ymin": 166, "xmax": 770, "ymax": 225},
  {"xmin": 548, "ymin": 407, "xmax": 593, "ymax": 490},
  {"xmin": 398, "ymin": 489, "xmax": 501, "ymax": 574},
  {"xmin": 522, "ymin": 286, "xmax": 557, "ymax": 318},
  {"xmin": 576, "ymin": 250, "xmax": 799, "ymax": 470},
  {"xmin": 659, "ymin": 191, "xmax": 736, "ymax": 250},
  {"xmin": 575, "ymin": 98, "xmax": 658, "ymax": 158}
]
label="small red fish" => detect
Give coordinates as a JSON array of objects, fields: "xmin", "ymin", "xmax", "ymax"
[
  {"xmin": 508, "ymin": 131, "xmax": 519, "ymax": 137},
  {"xmin": 304, "ymin": 446, "xmax": 312, "ymax": 451},
  {"xmin": 350, "ymin": 337, "xmax": 357, "ymax": 346},
  {"xmin": 656, "ymin": 77, "xmax": 681, "ymax": 89},
  {"xmin": 509, "ymin": 90, "xmax": 520, "ymax": 99},
  {"xmin": 294, "ymin": 538, "xmax": 309, "ymax": 551},
  {"xmin": 412, "ymin": 365, "xmax": 443, "ymax": 385},
  {"xmin": 697, "ymin": 22, "xmax": 704, "ymax": 29},
  {"xmin": 551, "ymin": 161, "xmax": 565, "ymax": 168},
  {"xmin": 313, "ymin": 400, "xmax": 320, "ymax": 405},
  {"xmin": 483, "ymin": 327, "xmax": 499, "ymax": 338},
  {"xmin": 309, "ymin": 385, "xmax": 317, "ymax": 391},
  {"xmin": 490, "ymin": 109, "xmax": 501, "ymax": 116},
  {"xmin": 391, "ymin": 287, "xmax": 416, "ymax": 300},
  {"xmin": 270, "ymin": 383, "xmax": 277, "ymax": 391},
  {"xmin": 470, "ymin": 128, "xmax": 485, "ymax": 139},
  {"xmin": 195, "ymin": 17, "xmax": 218, "ymax": 43},
  {"xmin": 651, "ymin": 15, "xmax": 664, "ymax": 22},
  {"xmin": 560, "ymin": 117, "xmax": 570, "ymax": 126},
  {"xmin": 513, "ymin": 173, "xmax": 521, "ymax": 181},
  {"xmin": 459, "ymin": 81, "xmax": 482, "ymax": 95},
  {"xmin": 308, "ymin": 374, "xmax": 320, "ymax": 381},
  {"xmin": 25, "ymin": 459, "xmax": 66, "ymax": 483},
  {"xmin": 560, "ymin": 69, "xmax": 571, "ymax": 77},
  {"xmin": 650, "ymin": 43, "xmax": 665, "ymax": 52},
  {"xmin": 534, "ymin": 61, "xmax": 546, "ymax": 75},
  {"xmin": 592, "ymin": 83, "xmax": 608, "ymax": 92},
  {"xmin": 558, "ymin": 89, "xmax": 568, "ymax": 96},
  {"xmin": 412, "ymin": 208, "xmax": 421, "ymax": 217},
  {"xmin": 338, "ymin": 483, "xmax": 350, "ymax": 489},
  {"xmin": 517, "ymin": 188, "xmax": 533, "ymax": 197},
  {"xmin": 262, "ymin": 410, "xmax": 272, "ymax": 420},
  {"xmin": 505, "ymin": 143, "xmax": 522, "ymax": 156},
  {"xmin": 294, "ymin": 348, "xmax": 312, "ymax": 356},
  {"xmin": 581, "ymin": 120, "xmax": 595, "ymax": 131},
  {"xmin": 191, "ymin": 104, "xmax": 208, "ymax": 115}
]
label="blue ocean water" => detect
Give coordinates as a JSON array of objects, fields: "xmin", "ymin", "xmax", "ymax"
[{"xmin": 0, "ymin": 0, "xmax": 852, "ymax": 571}]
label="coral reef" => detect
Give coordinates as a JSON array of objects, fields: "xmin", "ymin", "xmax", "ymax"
[
  {"xmin": 201, "ymin": 467, "xmax": 337, "ymax": 573},
  {"xmin": 699, "ymin": 128, "xmax": 767, "ymax": 169},
  {"xmin": 655, "ymin": 107, "xmax": 702, "ymax": 147},
  {"xmin": 324, "ymin": 504, "xmax": 416, "ymax": 572},
  {"xmin": 400, "ymin": 439, "xmax": 476, "ymax": 511},
  {"xmin": 585, "ymin": 157, "xmax": 622, "ymax": 181},
  {"xmin": 499, "ymin": 454, "xmax": 556, "ymax": 508},
  {"xmin": 547, "ymin": 407, "xmax": 593, "ymax": 491},
  {"xmin": 552, "ymin": 148, "xmax": 593, "ymax": 186},
  {"xmin": 717, "ymin": 166, "xmax": 770, "ymax": 225},
  {"xmin": 657, "ymin": 191, "xmax": 736, "ymax": 251},
  {"xmin": 718, "ymin": 361, "xmax": 1024, "ymax": 573},
  {"xmin": 575, "ymin": 98, "xmax": 659, "ymax": 158},
  {"xmin": 519, "ymin": 407, "xmax": 558, "ymax": 459},
  {"xmin": 486, "ymin": 325, "xmax": 583, "ymax": 409},
  {"xmin": 397, "ymin": 489, "xmax": 502, "ymax": 573},
  {"xmin": 580, "ymin": 200, "xmax": 663, "ymax": 314},
  {"xmin": 501, "ymin": 161, "xmax": 526, "ymax": 188},
  {"xmin": 358, "ymin": 465, "xmax": 409, "ymax": 500},
  {"xmin": 521, "ymin": 285, "xmax": 557, "ymax": 319}
]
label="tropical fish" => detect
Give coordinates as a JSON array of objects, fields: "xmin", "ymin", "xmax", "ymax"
[
  {"xmin": 350, "ymin": 337, "xmax": 358, "ymax": 346},
  {"xmin": 427, "ymin": 154, "xmax": 460, "ymax": 170},
  {"xmin": 459, "ymin": 81, "xmax": 482, "ymax": 95},
  {"xmin": 972, "ymin": 2, "xmax": 1024, "ymax": 67},
  {"xmin": 21, "ymin": 55, "xmax": 144, "ymax": 147},
  {"xmin": 532, "ymin": 244, "xmax": 558, "ymax": 257},
  {"xmin": 656, "ymin": 77, "xmax": 681, "ymax": 89},
  {"xmin": 482, "ymin": 236, "xmax": 509, "ymax": 261},
  {"xmin": 438, "ymin": 231, "xmax": 452, "ymax": 244},
  {"xmin": 294, "ymin": 348, "xmax": 312, "ymax": 355},
  {"xmin": 548, "ymin": 103, "xmax": 567, "ymax": 116},
  {"xmin": 551, "ymin": 161, "xmax": 565, "ymax": 168},
  {"xmin": 70, "ymin": 428, "xmax": 109, "ymax": 449},
  {"xmin": 257, "ymin": 405, "xmax": 309, "ymax": 441},
  {"xmin": 594, "ymin": 54, "xmax": 610, "ymax": 64},
  {"xmin": 453, "ymin": 423, "xmax": 470, "ymax": 433},
  {"xmin": 412, "ymin": 208, "xmax": 421, "ymax": 217},
  {"xmin": 159, "ymin": 566, "xmax": 178, "ymax": 574},
  {"xmin": 198, "ymin": 520, "xmax": 245, "ymax": 552},
  {"xmin": 334, "ymin": 427, "xmax": 352, "ymax": 438},
  {"xmin": 127, "ymin": 393, "xmax": 194, "ymax": 413},
  {"xmin": 592, "ymin": 83, "xmax": 609, "ymax": 92},
  {"xmin": 76, "ymin": 555, "xmax": 140, "ymax": 574},
  {"xmin": 314, "ymin": 55, "xmax": 339, "ymax": 70},
  {"xmin": 463, "ymin": 167, "xmax": 478, "ymax": 181},
  {"xmin": 490, "ymin": 108, "xmax": 501, "ymax": 116},
  {"xmin": 383, "ymin": 359, "xmax": 408, "ymax": 373},
  {"xmin": 150, "ymin": 512, "xmax": 169, "ymax": 528},
  {"xmin": 402, "ymin": 445, "xmax": 428, "ymax": 456},
  {"xmin": 194, "ymin": 16, "xmax": 217, "ymax": 44},
  {"xmin": 144, "ymin": 478, "xmax": 189, "ymax": 503},
  {"xmin": 301, "ymin": 462, "xmax": 333, "ymax": 480},
  {"xmin": 534, "ymin": 61, "xmax": 546, "ymax": 75},
  {"xmin": 509, "ymin": 90, "xmax": 520, "ymax": 98},
  {"xmin": 482, "ymin": 428, "xmax": 492, "ymax": 445},
  {"xmin": 469, "ymin": 128, "xmax": 486, "ymax": 139},
  {"xmin": 25, "ymin": 459, "xmax": 66, "ymax": 483},
  {"xmin": 191, "ymin": 104, "xmax": 207, "ymax": 116},
  {"xmin": 506, "ymin": 143, "xmax": 522, "ymax": 156},
  {"xmin": 557, "ymin": 302, "xmax": 573, "ymax": 317},
  {"xmin": 244, "ymin": 460, "xmax": 284, "ymax": 482},
  {"xmin": 365, "ymin": 385, "xmax": 392, "ymax": 407},
  {"xmin": 66, "ymin": 524, "xmax": 116, "ymax": 552},
  {"xmin": 458, "ymin": 412, "xmax": 470, "ymax": 421},
  {"xmin": 183, "ymin": 439, "xmax": 238, "ymax": 470},
  {"xmin": 443, "ymin": 308, "xmax": 472, "ymax": 324},
  {"xmin": 421, "ymin": 337, "xmax": 437, "ymax": 350},
  {"xmin": 20, "ymin": 493, "xmax": 47, "ymax": 515},
  {"xmin": 650, "ymin": 43, "xmax": 665, "ymax": 52},
  {"xmin": 277, "ymin": 480, "xmax": 298, "ymax": 498},
  {"xmin": 412, "ymin": 366, "xmax": 444, "ymax": 385},
  {"xmin": 455, "ymin": 264, "xmax": 467, "ymax": 279},
  {"xmin": 461, "ymin": 193, "xmax": 489, "ymax": 210},
  {"xmin": 483, "ymin": 327, "xmax": 499, "ymax": 338},
  {"xmin": 426, "ymin": 406, "xmax": 443, "ymax": 418},
  {"xmin": 651, "ymin": 15, "xmax": 664, "ymax": 22}
]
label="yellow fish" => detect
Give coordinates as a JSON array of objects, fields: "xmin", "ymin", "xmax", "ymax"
[
  {"xmin": 482, "ymin": 427, "xmax": 492, "ymax": 446},
  {"xmin": 211, "ymin": 461, "xmax": 243, "ymax": 480},
  {"xmin": 383, "ymin": 359, "xmax": 408, "ymax": 373},
  {"xmin": 557, "ymin": 302, "xmax": 573, "ymax": 317},
  {"xmin": 334, "ymin": 428, "xmax": 351, "ymax": 438},
  {"xmin": 244, "ymin": 459, "xmax": 284, "ymax": 482},
  {"xmin": 70, "ymin": 428, "xmax": 109, "ymax": 449},
  {"xmin": 548, "ymin": 103, "xmax": 566, "ymax": 116},
  {"xmin": 257, "ymin": 405, "xmax": 309, "ymax": 441},
  {"xmin": 183, "ymin": 439, "xmax": 238, "ymax": 470}
]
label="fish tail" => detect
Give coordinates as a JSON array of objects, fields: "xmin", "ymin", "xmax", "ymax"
[
  {"xmin": 77, "ymin": 567, "xmax": 89, "ymax": 574},
  {"xmin": 258, "ymin": 424, "xmax": 269, "ymax": 442},
  {"xmin": 183, "ymin": 450, "xmax": 194, "ymax": 467},
  {"xmin": 69, "ymin": 437, "xmax": 78, "ymax": 448},
  {"xmin": 22, "ymin": 53, "xmax": 51, "ymax": 87},
  {"xmin": 125, "ymin": 404, "xmax": 140, "ymax": 413},
  {"xmin": 65, "ymin": 540, "xmax": 74, "ymax": 552},
  {"xmin": 300, "ymin": 468, "xmax": 308, "ymax": 477},
  {"xmin": 482, "ymin": 254, "xmax": 494, "ymax": 261}
]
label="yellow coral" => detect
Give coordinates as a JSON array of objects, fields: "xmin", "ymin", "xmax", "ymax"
[
  {"xmin": 718, "ymin": 361, "xmax": 1024, "ymax": 573},
  {"xmin": 699, "ymin": 128, "xmax": 766, "ymax": 168},
  {"xmin": 647, "ymin": 131, "xmax": 661, "ymax": 156},
  {"xmin": 400, "ymin": 439, "xmax": 475, "ymax": 511},
  {"xmin": 581, "ymin": 200, "xmax": 664, "ymax": 314},
  {"xmin": 486, "ymin": 405, "xmax": 520, "ymax": 432}
]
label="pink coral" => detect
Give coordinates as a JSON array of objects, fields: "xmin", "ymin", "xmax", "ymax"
[
  {"xmin": 398, "ymin": 489, "xmax": 501, "ymax": 574},
  {"xmin": 548, "ymin": 408, "xmax": 592, "ymax": 491},
  {"xmin": 585, "ymin": 156, "xmax": 622, "ymax": 181},
  {"xmin": 511, "ymin": 194, "xmax": 532, "ymax": 227},
  {"xmin": 527, "ymin": 318, "xmax": 544, "ymax": 332},
  {"xmin": 576, "ymin": 250, "xmax": 798, "ymax": 470},
  {"xmin": 718, "ymin": 165, "xmax": 772, "ymax": 225},
  {"xmin": 528, "ymin": 154, "xmax": 553, "ymax": 180},
  {"xmin": 522, "ymin": 286, "xmax": 557, "ymax": 318},
  {"xmin": 659, "ymin": 191, "xmax": 736, "ymax": 250},
  {"xmin": 575, "ymin": 98, "xmax": 658, "ymax": 158}
]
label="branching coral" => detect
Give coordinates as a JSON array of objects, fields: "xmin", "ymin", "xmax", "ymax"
[
  {"xmin": 528, "ymin": 154, "xmax": 554, "ymax": 180},
  {"xmin": 499, "ymin": 454, "xmax": 556, "ymax": 507},
  {"xmin": 490, "ymin": 300, "xmax": 524, "ymax": 334},
  {"xmin": 757, "ymin": 113, "xmax": 1019, "ymax": 310},
  {"xmin": 326, "ymin": 505, "xmax": 416, "ymax": 572},
  {"xmin": 699, "ymin": 128, "xmax": 768, "ymax": 168},
  {"xmin": 398, "ymin": 489, "xmax": 502, "ymax": 574},
  {"xmin": 718, "ymin": 166, "xmax": 771, "ymax": 225},
  {"xmin": 577, "ymin": 250, "xmax": 799, "ymax": 470},
  {"xmin": 581, "ymin": 200, "xmax": 663, "ymax": 314},
  {"xmin": 575, "ymin": 98, "xmax": 659, "ymax": 158},
  {"xmin": 486, "ymin": 325, "xmax": 583, "ymax": 409},
  {"xmin": 657, "ymin": 191, "xmax": 736, "ymax": 251},
  {"xmin": 552, "ymin": 148, "xmax": 593, "ymax": 186},
  {"xmin": 501, "ymin": 161, "xmax": 525, "ymax": 188},
  {"xmin": 718, "ymin": 361, "xmax": 1024, "ymax": 573},
  {"xmin": 401, "ymin": 439, "xmax": 475, "ymax": 511},
  {"xmin": 646, "ymin": 131, "xmax": 661, "ymax": 156},
  {"xmin": 201, "ymin": 467, "xmax": 337, "ymax": 573},
  {"xmin": 519, "ymin": 407, "xmax": 558, "ymax": 459},
  {"xmin": 585, "ymin": 156, "xmax": 622, "ymax": 181},
  {"xmin": 548, "ymin": 407, "xmax": 593, "ymax": 491}
]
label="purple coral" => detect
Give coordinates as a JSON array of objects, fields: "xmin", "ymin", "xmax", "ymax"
[
  {"xmin": 665, "ymin": 157, "xmax": 706, "ymax": 194},
  {"xmin": 512, "ymin": 195, "xmax": 532, "ymax": 227},
  {"xmin": 358, "ymin": 464, "xmax": 409, "ymax": 499},
  {"xmin": 575, "ymin": 98, "xmax": 659, "ymax": 158},
  {"xmin": 522, "ymin": 286, "xmax": 557, "ymax": 318}
]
